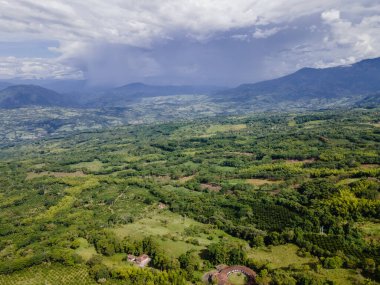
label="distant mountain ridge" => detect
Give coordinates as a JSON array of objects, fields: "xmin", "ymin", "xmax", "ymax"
[
  {"xmin": 355, "ymin": 93, "xmax": 380, "ymax": 108},
  {"xmin": 0, "ymin": 57, "xmax": 379, "ymax": 110},
  {"xmin": 216, "ymin": 57, "xmax": 380, "ymax": 104},
  {"xmin": 0, "ymin": 81, "xmax": 12, "ymax": 91},
  {"xmin": 0, "ymin": 85, "xmax": 68, "ymax": 108},
  {"xmin": 88, "ymin": 83, "xmax": 224, "ymax": 107},
  {"xmin": 0, "ymin": 82, "xmax": 225, "ymax": 109}
]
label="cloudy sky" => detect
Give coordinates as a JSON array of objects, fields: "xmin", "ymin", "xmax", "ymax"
[{"xmin": 0, "ymin": 0, "xmax": 380, "ymax": 86}]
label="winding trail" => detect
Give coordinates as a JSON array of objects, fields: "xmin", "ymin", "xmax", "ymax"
[{"xmin": 108, "ymin": 193, "xmax": 124, "ymax": 214}]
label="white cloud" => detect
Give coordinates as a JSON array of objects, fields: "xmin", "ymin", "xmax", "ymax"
[
  {"xmin": 0, "ymin": 0, "xmax": 344, "ymax": 47},
  {"xmin": 231, "ymin": 34, "xmax": 250, "ymax": 41},
  {"xmin": 253, "ymin": 27, "xmax": 284, "ymax": 39},
  {"xmin": 321, "ymin": 9, "xmax": 341, "ymax": 22},
  {"xmin": 0, "ymin": 56, "xmax": 83, "ymax": 80},
  {"xmin": 321, "ymin": 9, "xmax": 380, "ymax": 61},
  {"xmin": 258, "ymin": 4, "xmax": 380, "ymax": 80}
]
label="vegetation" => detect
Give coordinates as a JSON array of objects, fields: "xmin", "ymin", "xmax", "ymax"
[{"xmin": 0, "ymin": 108, "xmax": 379, "ymax": 284}]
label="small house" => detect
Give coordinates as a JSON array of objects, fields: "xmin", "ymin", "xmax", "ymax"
[{"xmin": 136, "ymin": 254, "xmax": 151, "ymax": 267}]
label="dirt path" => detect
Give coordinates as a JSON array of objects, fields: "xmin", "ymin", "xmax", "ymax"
[{"xmin": 108, "ymin": 193, "xmax": 124, "ymax": 214}]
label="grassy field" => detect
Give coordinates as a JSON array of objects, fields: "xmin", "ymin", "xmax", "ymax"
[
  {"xmin": 249, "ymin": 244, "xmax": 376, "ymax": 285},
  {"xmin": 228, "ymin": 272, "xmax": 248, "ymax": 285},
  {"xmin": 205, "ymin": 124, "xmax": 247, "ymax": 134},
  {"xmin": 357, "ymin": 221, "xmax": 380, "ymax": 243},
  {"xmin": 358, "ymin": 221, "xmax": 380, "ymax": 236},
  {"xmin": 74, "ymin": 238, "xmax": 98, "ymax": 262},
  {"xmin": 246, "ymin": 178, "xmax": 281, "ymax": 186},
  {"xmin": 171, "ymin": 123, "xmax": 247, "ymax": 139},
  {"xmin": 70, "ymin": 160, "xmax": 103, "ymax": 172},
  {"xmin": 317, "ymin": 268, "xmax": 370, "ymax": 285},
  {"xmin": 102, "ymin": 253, "xmax": 128, "ymax": 269},
  {"xmin": 113, "ymin": 210, "xmax": 192, "ymax": 238},
  {"xmin": 26, "ymin": 170, "xmax": 86, "ymax": 180},
  {"xmin": 113, "ymin": 209, "xmax": 234, "ymax": 257},
  {"xmin": 249, "ymin": 244, "xmax": 317, "ymax": 269},
  {"xmin": 336, "ymin": 178, "xmax": 360, "ymax": 186}
]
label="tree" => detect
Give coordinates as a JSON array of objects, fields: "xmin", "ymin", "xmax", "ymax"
[
  {"xmin": 323, "ymin": 256, "xmax": 343, "ymax": 269},
  {"xmin": 179, "ymin": 250, "xmax": 201, "ymax": 274},
  {"xmin": 89, "ymin": 264, "xmax": 110, "ymax": 281},
  {"xmin": 252, "ymin": 235, "xmax": 265, "ymax": 247},
  {"xmin": 206, "ymin": 240, "xmax": 247, "ymax": 265}
]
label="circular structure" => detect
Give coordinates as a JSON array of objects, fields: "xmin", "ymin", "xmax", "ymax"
[{"xmin": 215, "ymin": 265, "xmax": 256, "ymax": 285}]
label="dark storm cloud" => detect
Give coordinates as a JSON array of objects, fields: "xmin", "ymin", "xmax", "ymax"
[{"xmin": 0, "ymin": 0, "xmax": 379, "ymax": 85}]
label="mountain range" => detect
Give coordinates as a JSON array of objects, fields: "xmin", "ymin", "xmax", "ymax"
[
  {"xmin": 215, "ymin": 57, "xmax": 380, "ymax": 103},
  {"xmin": 0, "ymin": 85, "xmax": 68, "ymax": 108},
  {"xmin": 0, "ymin": 57, "xmax": 379, "ymax": 110}
]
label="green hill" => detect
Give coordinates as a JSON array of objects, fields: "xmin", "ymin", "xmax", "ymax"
[{"xmin": 0, "ymin": 85, "xmax": 68, "ymax": 108}]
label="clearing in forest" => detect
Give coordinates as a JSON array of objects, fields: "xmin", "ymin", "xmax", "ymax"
[
  {"xmin": 228, "ymin": 272, "xmax": 248, "ymax": 285},
  {"xmin": 26, "ymin": 170, "xmax": 86, "ymax": 180},
  {"xmin": 248, "ymin": 244, "xmax": 317, "ymax": 269},
  {"xmin": 70, "ymin": 160, "xmax": 103, "ymax": 172},
  {"xmin": 113, "ymin": 210, "xmax": 232, "ymax": 257},
  {"xmin": 248, "ymin": 244, "xmax": 367, "ymax": 285},
  {"xmin": 201, "ymin": 183, "xmax": 222, "ymax": 192},
  {"xmin": 205, "ymin": 124, "xmax": 247, "ymax": 134},
  {"xmin": 246, "ymin": 179, "xmax": 281, "ymax": 186}
]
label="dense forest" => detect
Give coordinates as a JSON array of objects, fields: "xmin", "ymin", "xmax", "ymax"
[{"xmin": 0, "ymin": 108, "xmax": 379, "ymax": 285}]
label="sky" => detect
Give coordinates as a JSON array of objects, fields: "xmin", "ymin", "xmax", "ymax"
[{"xmin": 0, "ymin": 0, "xmax": 380, "ymax": 87}]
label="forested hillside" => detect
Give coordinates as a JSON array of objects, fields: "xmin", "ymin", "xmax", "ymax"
[
  {"xmin": 216, "ymin": 57, "xmax": 380, "ymax": 103},
  {"xmin": 0, "ymin": 108, "xmax": 379, "ymax": 285},
  {"xmin": 0, "ymin": 85, "xmax": 69, "ymax": 108}
]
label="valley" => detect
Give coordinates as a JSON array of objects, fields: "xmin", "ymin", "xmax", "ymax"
[
  {"xmin": 0, "ymin": 108, "xmax": 379, "ymax": 284},
  {"xmin": 1, "ymin": 2, "xmax": 380, "ymax": 284},
  {"xmin": 1, "ymin": 58, "xmax": 379, "ymax": 148}
]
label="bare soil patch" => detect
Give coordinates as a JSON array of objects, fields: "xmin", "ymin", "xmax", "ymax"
[
  {"xmin": 269, "ymin": 189, "xmax": 281, "ymax": 196},
  {"xmin": 201, "ymin": 183, "xmax": 222, "ymax": 192},
  {"xmin": 279, "ymin": 158, "xmax": 315, "ymax": 164},
  {"xmin": 360, "ymin": 164, "xmax": 379, "ymax": 169},
  {"xmin": 246, "ymin": 179, "xmax": 280, "ymax": 186},
  {"xmin": 178, "ymin": 175, "xmax": 195, "ymax": 183},
  {"xmin": 158, "ymin": 203, "xmax": 167, "ymax": 209},
  {"xmin": 227, "ymin": 152, "xmax": 255, "ymax": 157},
  {"xmin": 155, "ymin": 175, "xmax": 171, "ymax": 182}
]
